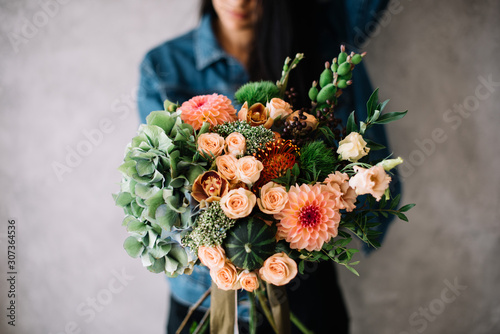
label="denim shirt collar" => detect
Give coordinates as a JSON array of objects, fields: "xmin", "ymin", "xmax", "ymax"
[{"xmin": 194, "ymin": 14, "xmax": 229, "ymax": 71}]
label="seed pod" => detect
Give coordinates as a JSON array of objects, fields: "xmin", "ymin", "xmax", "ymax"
[
  {"xmin": 319, "ymin": 66, "xmax": 333, "ymax": 88},
  {"xmin": 337, "ymin": 79, "xmax": 348, "ymax": 89},
  {"xmin": 351, "ymin": 54, "xmax": 363, "ymax": 65},
  {"xmin": 338, "ymin": 51, "xmax": 348, "ymax": 64},
  {"xmin": 308, "ymin": 86, "xmax": 319, "ymax": 101},
  {"xmin": 337, "ymin": 62, "xmax": 351, "ymax": 76},
  {"xmin": 316, "ymin": 83, "xmax": 337, "ymax": 104}
]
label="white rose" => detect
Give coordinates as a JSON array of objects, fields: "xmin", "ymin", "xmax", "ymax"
[{"xmin": 336, "ymin": 132, "xmax": 370, "ymax": 162}]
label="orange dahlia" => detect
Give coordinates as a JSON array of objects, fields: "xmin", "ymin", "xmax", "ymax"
[
  {"xmin": 179, "ymin": 94, "xmax": 237, "ymax": 130},
  {"xmin": 274, "ymin": 184, "xmax": 341, "ymax": 251}
]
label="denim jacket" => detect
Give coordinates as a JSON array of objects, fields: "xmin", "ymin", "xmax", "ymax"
[{"xmin": 137, "ymin": 0, "xmax": 395, "ymax": 309}]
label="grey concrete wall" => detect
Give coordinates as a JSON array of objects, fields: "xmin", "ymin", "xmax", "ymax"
[{"xmin": 0, "ymin": 0, "xmax": 498, "ymax": 333}]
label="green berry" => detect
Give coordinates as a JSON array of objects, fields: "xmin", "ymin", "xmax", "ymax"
[
  {"xmin": 339, "ymin": 71, "xmax": 352, "ymax": 81},
  {"xmin": 319, "ymin": 68, "xmax": 333, "ymax": 88},
  {"xmin": 337, "ymin": 79, "xmax": 348, "ymax": 89},
  {"xmin": 338, "ymin": 52, "xmax": 348, "ymax": 64},
  {"xmin": 317, "ymin": 83, "xmax": 337, "ymax": 104},
  {"xmin": 308, "ymin": 86, "xmax": 319, "ymax": 101},
  {"xmin": 337, "ymin": 62, "xmax": 351, "ymax": 76},
  {"xmin": 351, "ymin": 54, "xmax": 363, "ymax": 65}
]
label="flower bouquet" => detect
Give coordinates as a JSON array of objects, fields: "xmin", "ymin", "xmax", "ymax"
[{"xmin": 114, "ymin": 46, "xmax": 414, "ymax": 334}]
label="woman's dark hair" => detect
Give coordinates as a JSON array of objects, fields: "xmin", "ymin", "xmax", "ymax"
[{"xmin": 201, "ymin": 0, "xmax": 336, "ymax": 108}]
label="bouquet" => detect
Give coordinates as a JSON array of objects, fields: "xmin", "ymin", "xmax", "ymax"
[{"xmin": 114, "ymin": 46, "xmax": 414, "ymax": 334}]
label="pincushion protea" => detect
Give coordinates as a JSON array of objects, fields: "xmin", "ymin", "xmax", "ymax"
[
  {"xmin": 179, "ymin": 93, "xmax": 237, "ymax": 130},
  {"xmin": 274, "ymin": 183, "xmax": 340, "ymax": 251}
]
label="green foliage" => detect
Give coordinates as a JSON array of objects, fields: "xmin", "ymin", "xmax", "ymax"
[
  {"xmin": 114, "ymin": 108, "xmax": 208, "ymax": 276},
  {"xmin": 298, "ymin": 141, "xmax": 337, "ymax": 182},
  {"xmin": 235, "ymin": 81, "xmax": 280, "ymax": 106},
  {"xmin": 214, "ymin": 120, "xmax": 275, "ymax": 154}
]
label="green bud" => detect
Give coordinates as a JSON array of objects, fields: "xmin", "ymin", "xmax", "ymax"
[
  {"xmin": 308, "ymin": 86, "xmax": 319, "ymax": 101},
  {"xmin": 331, "ymin": 62, "xmax": 338, "ymax": 72},
  {"xmin": 337, "ymin": 62, "xmax": 351, "ymax": 76},
  {"xmin": 338, "ymin": 51, "xmax": 348, "ymax": 64},
  {"xmin": 319, "ymin": 67, "xmax": 333, "ymax": 88},
  {"xmin": 337, "ymin": 79, "xmax": 348, "ymax": 89},
  {"xmin": 351, "ymin": 54, "xmax": 363, "ymax": 65},
  {"xmin": 316, "ymin": 83, "xmax": 337, "ymax": 104},
  {"xmin": 377, "ymin": 157, "xmax": 404, "ymax": 171}
]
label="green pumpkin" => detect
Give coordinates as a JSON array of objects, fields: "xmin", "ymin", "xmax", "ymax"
[{"xmin": 223, "ymin": 217, "xmax": 276, "ymax": 271}]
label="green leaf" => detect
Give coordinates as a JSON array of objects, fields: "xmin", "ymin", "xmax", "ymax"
[
  {"xmin": 148, "ymin": 257, "xmax": 166, "ymax": 273},
  {"xmin": 345, "ymin": 264, "xmax": 360, "ymax": 276},
  {"xmin": 155, "ymin": 204, "xmax": 178, "ymax": 231},
  {"xmin": 123, "ymin": 237, "xmax": 144, "ymax": 258},
  {"xmin": 346, "ymin": 111, "xmax": 357, "ymax": 134},
  {"xmin": 396, "ymin": 212, "xmax": 409, "ymax": 222},
  {"xmin": 127, "ymin": 219, "xmax": 148, "ymax": 237},
  {"xmin": 400, "ymin": 203, "xmax": 416, "ymax": 212},
  {"xmin": 390, "ymin": 194, "xmax": 401, "ymax": 210},
  {"xmin": 377, "ymin": 99, "xmax": 390, "ymax": 113},
  {"xmin": 366, "ymin": 88, "xmax": 379, "ymax": 120},
  {"xmin": 147, "ymin": 110, "xmax": 176, "ymax": 134},
  {"xmin": 365, "ymin": 139, "xmax": 386, "ymax": 151},
  {"xmin": 114, "ymin": 192, "xmax": 133, "ymax": 207},
  {"xmin": 374, "ymin": 110, "xmax": 408, "ymax": 124},
  {"xmin": 298, "ymin": 260, "xmax": 305, "ymax": 275}
]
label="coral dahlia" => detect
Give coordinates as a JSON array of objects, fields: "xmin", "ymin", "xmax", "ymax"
[
  {"xmin": 179, "ymin": 94, "xmax": 237, "ymax": 130},
  {"xmin": 274, "ymin": 184, "xmax": 340, "ymax": 252}
]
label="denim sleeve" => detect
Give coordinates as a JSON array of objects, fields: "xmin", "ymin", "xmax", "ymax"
[
  {"xmin": 344, "ymin": 0, "xmax": 390, "ymax": 47},
  {"xmin": 137, "ymin": 54, "xmax": 164, "ymax": 124}
]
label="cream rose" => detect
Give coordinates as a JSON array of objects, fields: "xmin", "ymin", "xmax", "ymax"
[
  {"xmin": 349, "ymin": 165, "xmax": 391, "ymax": 201},
  {"xmin": 238, "ymin": 271, "xmax": 259, "ymax": 292},
  {"xmin": 325, "ymin": 171, "xmax": 357, "ymax": 212},
  {"xmin": 220, "ymin": 188, "xmax": 257, "ymax": 219},
  {"xmin": 198, "ymin": 245, "xmax": 226, "ymax": 270},
  {"xmin": 224, "ymin": 132, "xmax": 246, "ymax": 157},
  {"xmin": 336, "ymin": 132, "xmax": 370, "ymax": 162},
  {"xmin": 257, "ymin": 182, "xmax": 289, "ymax": 214},
  {"xmin": 259, "ymin": 252, "xmax": 297, "ymax": 286},
  {"xmin": 210, "ymin": 261, "xmax": 240, "ymax": 290},
  {"xmin": 236, "ymin": 156, "xmax": 263, "ymax": 185},
  {"xmin": 267, "ymin": 98, "xmax": 293, "ymax": 120},
  {"xmin": 216, "ymin": 154, "xmax": 238, "ymax": 180},
  {"xmin": 197, "ymin": 133, "xmax": 225, "ymax": 158}
]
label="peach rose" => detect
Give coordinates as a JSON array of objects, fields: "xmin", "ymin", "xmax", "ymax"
[
  {"xmin": 349, "ymin": 165, "xmax": 391, "ymax": 201},
  {"xmin": 220, "ymin": 188, "xmax": 257, "ymax": 219},
  {"xmin": 289, "ymin": 110, "xmax": 318, "ymax": 131},
  {"xmin": 337, "ymin": 132, "xmax": 370, "ymax": 162},
  {"xmin": 236, "ymin": 156, "xmax": 263, "ymax": 185},
  {"xmin": 259, "ymin": 252, "xmax": 297, "ymax": 286},
  {"xmin": 197, "ymin": 133, "xmax": 225, "ymax": 158},
  {"xmin": 224, "ymin": 132, "xmax": 246, "ymax": 157},
  {"xmin": 191, "ymin": 171, "xmax": 229, "ymax": 203},
  {"xmin": 216, "ymin": 154, "xmax": 238, "ymax": 180},
  {"xmin": 257, "ymin": 182, "xmax": 289, "ymax": 214},
  {"xmin": 198, "ymin": 245, "xmax": 226, "ymax": 270},
  {"xmin": 210, "ymin": 261, "xmax": 240, "ymax": 290},
  {"xmin": 238, "ymin": 271, "xmax": 259, "ymax": 292},
  {"xmin": 267, "ymin": 98, "xmax": 293, "ymax": 120},
  {"xmin": 325, "ymin": 172, "xmax": 357, "ymax": 212}
]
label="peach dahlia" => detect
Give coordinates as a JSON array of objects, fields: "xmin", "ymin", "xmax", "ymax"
[
  {"xmin": 274, "ymin": 184, "xmax": 340, "ymax": 251},
  {"xmin": 179, "ymin": 93, "xmax": 237, "ymax": 130}
]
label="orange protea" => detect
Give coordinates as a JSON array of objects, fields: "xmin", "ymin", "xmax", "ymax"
[
  {"xmin": 179, "ymin": 93, "xmax": 237, "ymax": 130},
  {"xmin": 252, "ymin": 139, "xmax": 299, "ymax": 191},
  {"xmin": 274, "ymin": 184, "xmax": 341, "ymax": 251}
]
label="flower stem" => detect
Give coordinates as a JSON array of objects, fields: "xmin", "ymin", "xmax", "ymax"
[
  {"xmin": 290, "ymin": 311, "xmax": 315, "ymax": 334},
  {"xmin": 256, "ymin": 288, "xmax": 279, "ymax": 334},
  {"xmin": 248, "ymin": 292, "xmax": 257, "ymax": 334}
]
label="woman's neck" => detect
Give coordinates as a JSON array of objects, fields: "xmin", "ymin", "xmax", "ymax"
[{"xmin": 213, "ymin": 18, "xmax": 254, "ymax": 69}]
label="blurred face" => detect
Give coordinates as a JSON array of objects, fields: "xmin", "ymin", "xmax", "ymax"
[{"xmin": 212, "ymin": 0, "xmax": 260, "ymax": 32}]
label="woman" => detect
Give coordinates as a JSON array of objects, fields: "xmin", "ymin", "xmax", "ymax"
[{"xmin": 138, "ymin": 0, "xmax": 394, "ymax": 332}]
